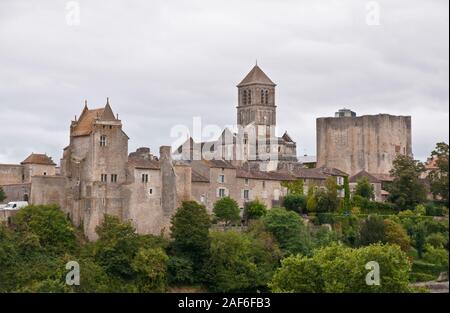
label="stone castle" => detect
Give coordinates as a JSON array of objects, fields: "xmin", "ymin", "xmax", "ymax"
[{"xmin": 0, "ymin": 65, "xmax": 412, "ymax": 239}]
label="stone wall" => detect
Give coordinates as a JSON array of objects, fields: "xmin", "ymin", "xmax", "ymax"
[
  {"xmin": 317, "ymin": 114, "xmax": 412, "ymax": 176},
  {"xmin": 0, "ymin": 164, "xmax": 23, "ymax": 185},
  {"xmin": 0, "ymin": 183, "xmax": 30, "ymax": 203},
  {"xmin": 30, "ymin": 176, "xmax": 66, "ymax": 208}
]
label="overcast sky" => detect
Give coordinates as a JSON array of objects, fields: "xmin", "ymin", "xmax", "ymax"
[{"xmin": 0, "ymin": 0, "xmax": 448, "ymax": 165}]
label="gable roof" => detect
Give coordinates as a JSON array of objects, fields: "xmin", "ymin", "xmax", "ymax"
[
  {"xmin": 71, "ymin": 102, "xmax": 117, "ymax": 137},
  {"xmin": 349, "ymin": 170, "xmax": 381, "ymax": 183},
  {"xmin": 21, "ymin": 153, "xmax": 56, "ymax": 166},
  {"xmin": 237, "ymin": 65, "xmax": 276, "ymax": 87},
  {"xmin": 191, "ymin": 170, "xmax": 210, "ymax": 183},
  {"xmin": 282, "ymin": 131, "xmax": 295, "ymax": 143},
  {"xmin": 236, "ymin": 168, "xmax": 295, "ymax": 181}
]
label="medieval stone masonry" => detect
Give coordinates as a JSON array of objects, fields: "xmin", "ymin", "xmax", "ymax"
[{"xmin": 0, "ymin": 65, "xmax": 411, "ymax": 240}]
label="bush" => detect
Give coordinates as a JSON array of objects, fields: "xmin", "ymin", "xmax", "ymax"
[
  {"xmin": 425, "ymin": 202, "xmax": 445, "ymax": 216},
  {"xmin": 213, "ymin": 197, "xmax": 240, "ymax": 225},
  {"xmin": 131, "ymin": 247, "xmax": 169, "ymax": 292},
  {"xmin": 283, "ymin": 194, "xmax": 307, "ymax": 214},
  {"xmin": 270, "ymin": 243, "xmax": 412, "ymax": 293},
  {"xmin": 244, "ymin": 200, "xmax": 267, "ymax": 221},
  {"xmin": 262, "ymin": 208, "xmax": 313, "ymax": 256},
  {"xmin": 352, "ymin": 195, "xmax": 396, "ymax": 214},
  {"xmin": 167, "ymin": 256, "xmax": 194, "ymax": 285},
  {"xmin": 203, "ymin": 231, "xmax": 279, "ymax": 292},
  {"xmin": 383, "ymin": 219, "xmax": 411, "ymax": 252},
  {"xmin": 426, "ymin": 233, "xmax": 447, "ymax": 248},
  {"xmin": 359, "ymin": 215, "xmax": 386, "ymax": 246},
  {"xmin": 423, "ymin": 244, "xmax": 449, "ymax": 269},
  {"xmin": 13, "ymin": 204, "xmax": 76, "ymax": 255},
  {"xmin": 316, "ymin": 213, "xmax": 336, "ymax": 225}
]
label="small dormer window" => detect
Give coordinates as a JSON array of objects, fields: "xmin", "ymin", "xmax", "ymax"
[{"xmin": 100, "ymin": 135, "xmax": 107, "ymax": 147}]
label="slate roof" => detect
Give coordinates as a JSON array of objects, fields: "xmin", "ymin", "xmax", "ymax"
[
  {"xmin": 191, "ymin": 170, "xmax": 210, "ymax": 183},
  {"xmin": 349, "ymin": 170, "xmax": 381, "ymax": 183},
  {"xmin": 236, "ymin": 168, "xmax": 295, "ymax": 181}
]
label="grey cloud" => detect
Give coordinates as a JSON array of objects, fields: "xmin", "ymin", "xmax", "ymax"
[{"xmin": 0, "ymin": 0, "xmax": 448, "ymax": 164}]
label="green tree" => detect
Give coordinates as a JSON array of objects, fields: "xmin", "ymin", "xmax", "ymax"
[
  {"xmin": 243, "ymin": 200, "xmax": 267, "ymax": 221},
  {"xmin": 0, "ymin": 187, "xmax": 6, "ymax": 203},
  {"xmin": 131, "ymin": 247, "xmax": 169, "ymax": 292},
  {"xmin": 315, "ymin": 177, "xmax": 340, "ymax": 213},
  {"xmin": 203, "ymin": 230, "xmax": 279, "ymax": 292},
  {"xmin": 167, "ymin": 256, "xmax": 194, "ymax": 285},
  {"xmin": 388, "ymin": 154, "xmax": 427, "ymax": 210},
  {"xmin": 354, "ymin": 177, "xmax": 375, "ymax": 200},
  {"xmin": 213, "ymin": 197, "xmax": 240, "ymax": 225},
  {"xmin": 93, "ymin": 215, "xmax": 140, "ymax": 279},
  {"xmin": 428, "ymin": 142, "xmax": 449, "ymax": 202},
  {"xmin": 359, "ymin": 215, "xmax": 385, "ymax": 246},
  {"xmin": 283, "ymin": 194, "xmax": 306, "ymax": 214},
  {"xmin": 270, "ymin": 243, "xmax": 411, "ymax": 293},
  {"xmin": 170, "ymin": 201, "xmax": 211, "ymax": 270},
  {"xmin": 383, "ymin": 219, "xmax": 411, "ymax": 252},
  {"xmin": 343, "ymin": 176, "xmax": 351, "ymax": 212},
  {"xmin": 281, "ymin": 179, "xmax": 304, "ymax": 195},
  {"xmin": 262, "ymin": 208, "xmax": 312, "ymax": 256},
  {"xmin": 13, "ymin": 204, "xmax": 76, "ymax": 254},
  {"xmin": 306, "ymin": 186, "xmax": 317, "ymax": 212}
]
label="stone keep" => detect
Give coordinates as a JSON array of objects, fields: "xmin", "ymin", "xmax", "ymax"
[{"xmin": 316, "ymin": 113, "xmax": 412, "ymax": 176}]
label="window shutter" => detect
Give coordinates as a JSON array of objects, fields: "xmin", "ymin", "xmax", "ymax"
[
  {"xmin": 225, "ymin": 188, "xmax": 229, "ymax": 197},
  {"xmin": 241, "ymin": 189, "xmax": 244, "ymax": 199},
  {"xmin": 216, "ymin": 188, "xmax": 220, "ymax": 197}
]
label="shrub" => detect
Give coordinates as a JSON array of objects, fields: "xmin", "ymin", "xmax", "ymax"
[
  {"xmin": 359, "ymin": 215, "xmax": 385, "ymax": 246},
  {"xmin": 131, "ymin": 247, "xmax": 169, "ymax": 292},
  {"xmin": 426, "ymin": 233, "xmax": 447, "ymax": 249},
  {"xmin": 213, "ymin": 197, "xmax": 240, "ymax": 225},
  {"xmin": 244, "ymin": 200, "xmax": 267, "ymax": 221},
  {"xmin": 13, "ymin": 204, "xmax": 76, "ymax": 255},
  {"xmin": 270, "ymin": 243, "xmax": 412, "ymax": 293},
  {"xmin": 203, "ymin": 231, "xmax": 279, "ymax": 292},
  {"xmin": 167, "ymin": 256, "xmax": 194, "ymax": 285},
  {"xmin": 262, "ymin": 208, "xmax": 313, "ymax": 256},
  {"xmin": 283, "ymin": 194, "xmax": 306, "ymax": 214}
]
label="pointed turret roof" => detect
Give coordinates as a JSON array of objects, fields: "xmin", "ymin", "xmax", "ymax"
[
  {"xmin": 237, "ymin": 65, "xmax": 276, "ymax": 87},
  {"xmin": 71, "ymin": 99, "xmax": 117, "ymax": 137}
]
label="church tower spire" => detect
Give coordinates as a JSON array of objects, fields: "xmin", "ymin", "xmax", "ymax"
[{"xmin": 236, "ymin": 64, "xmax": 277, "ymax": 127}]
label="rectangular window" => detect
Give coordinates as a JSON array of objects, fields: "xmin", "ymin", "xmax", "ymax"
[
  {"xmin": 262, "ymin": 181, "xmax": 266, "ymax": 189},
  {"xmin": 244, "ymin": 190, "xmax": 249, "ymax": 200},
  {"xmin": 100, "ymin": 135, "xmax": 107, "ymax": 147},
  {"xmin": 218, "ymin": 174, "xmax": 225, "ymax": 183},
  {"xmin": 219, "ymin": 188, "xmax": 226, "ymax": 198},
  {"xmin": 245, "ymin": 178, "xmax": 249, "ymax": 185},
  {"xmin": 111, "ymin": 174, "xmax": 118, "ymax": 183},
  {"xmin": 149, "ymin": 188, "xmax": 153, "ymax": 195},
  {"xmin": 142, "ymin": 174, "xmax": 149, "ymax": 183},
  {"xmin": 101, "ymin": 174, "xmax": 107, "ymax": 182}
]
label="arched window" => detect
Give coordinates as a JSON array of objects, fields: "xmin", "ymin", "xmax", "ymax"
[
  {"xmin": 247, "ymin": 90, "xmax": 251, "ymax": 104},
  {"xmin": 243, "ymin": 90, "xmax": 247, "ymax": 105},
  {"xmin": 265, "ymin": 90, "xmax": 269, "ymax": 104},
  {"xmin": 100, "ymin": 135, "xmax": 107, "ymax": 147},
  {"xmin": 261, "ymin": 90, "xmax": 264, "ymax": 104}
]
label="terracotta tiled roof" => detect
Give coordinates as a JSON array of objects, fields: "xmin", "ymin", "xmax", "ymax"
[
  {"xmin": 71, "ymin": 103, "xmax": 116, "ymax": 137},
  {"xmin": 192, "ymin": 170, "xmax": 210, "ymax": 183},
  {"xmin": 290, "ymin": 168, "xmax": 327, "ymax": 180},
  {"xmin": 202, "ymin": 159, "xmax": 235, "ymax": 169},
  {"xmin": 318, "ymin": 166, "xmax": 348, "ymax": 177},
  {"xmin": 349, "ymin": 170, "xmax": 381, "ymax": 183},
  {"xmin": 128, "ymin": 158, "xmax": 160, "ymax": 170},
  {"xmin": 236, "ymin": 168, "xmax": 295, "ymax": 181},
  {"xmin": 372, "ymin": 173, "xmax": 394, "ymax": 182},
  {"xmin": 237, "ymin": 65, "xmax": 276, "ymax": 87},
  {"xmin": 72, "ymin": 108, "xmax": 105, "ymax": 137},
  {"xmin": 21, "ymin": 153, "xmax": 56, "ymax": 165}
]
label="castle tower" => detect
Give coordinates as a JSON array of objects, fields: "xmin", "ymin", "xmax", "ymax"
[{"xmin": 237, "ymin": 64, "xmax": 277, "ymax": 127}]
